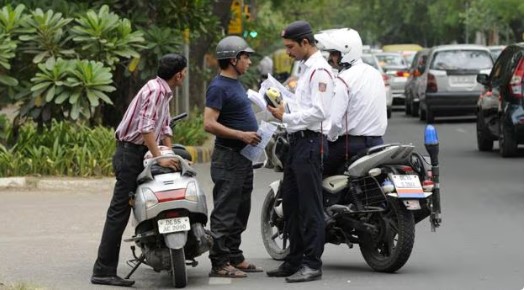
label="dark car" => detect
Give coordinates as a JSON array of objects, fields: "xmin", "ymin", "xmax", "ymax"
[
  {"xmin": 476, "ymin": 43, "xmax": 524, "ymax": 157},
  {"xmin": 417, "ymin": 44, "xmax": 494, "ymax": 123},
  {"xmin": 404, "ymin": 48, "xmax": 430, "ymax": 117}
]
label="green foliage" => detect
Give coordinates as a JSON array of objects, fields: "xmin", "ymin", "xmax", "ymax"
[
  {"xmin": 0, "ymin": 120, "xmax": 115, "ymax": 177},
  {"xmin": 172, "ymin": 107, "xmax": 208, "ymax": 146},
  {"xmin": 18, "ymin": 7, "xmax": 74, "ymax": 63},
  {"xmin": 27, "ymin": 57, "xmax": 115, "ymax": 121},
  {"xmin": 0, "ymin": 110, "xmax": 207, "ymax": 177},
  {"xmin": 0, "ymin": 4, "xmax": 31, "ymax": 35},
  {"xmin": 70, "ymin": 5, "xmax": 145, "ymax": 69}
]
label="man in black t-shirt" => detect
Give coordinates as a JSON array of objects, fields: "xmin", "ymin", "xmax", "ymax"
[{"xmin": 204, "ymin": 36, "xmax": 262, "ymax": 278}]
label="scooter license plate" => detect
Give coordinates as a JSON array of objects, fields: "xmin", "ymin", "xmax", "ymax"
[
  {"xmin": 157, "ymin": 217, "xmax": 190, "ymax": 234},
  {"xmin": 390, "ymin": 174, "xmax": 425, "ymax": 198}
]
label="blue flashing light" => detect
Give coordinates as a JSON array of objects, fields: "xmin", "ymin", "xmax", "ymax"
[{"xmin": 424, "ymin": 124, "xmax": 439, "ymax": 145}]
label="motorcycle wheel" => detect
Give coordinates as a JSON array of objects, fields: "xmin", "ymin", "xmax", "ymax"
[
  {"xmin": 260, "ymin": 189, "xmax": 290, "ymax": 260},
  {"xmin": 359, "ymin": 198, "xmax": 415, "ymax": 273},
  {"xmin": 169, "ymin": 248, "xmax": 187, "ymax": 288}
]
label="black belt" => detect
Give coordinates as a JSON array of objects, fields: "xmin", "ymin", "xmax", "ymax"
[
  {"xmin": 215, "ymin": 144, "xmax": 242, "ymax": 153},
  {"xmin": 345, "ymin": 135, "xmax": 382, "ymax": 142},
  {"xmin": 116, "ymin": 140, "xmax": 147, "ymax": 152},
  {"xmin": 287, "ymin": 130, "xmax": 323, "ymax": 141}
]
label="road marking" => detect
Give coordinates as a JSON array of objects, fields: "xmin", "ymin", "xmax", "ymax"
[{"xmin": 456, "ymin": 128, "xmax": 467, "ymax": 133}]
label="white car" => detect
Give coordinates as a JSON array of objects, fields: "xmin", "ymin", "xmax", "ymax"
[{"xmin": 362, "ymin": 54, "xmax": 394, "ymax": 118}]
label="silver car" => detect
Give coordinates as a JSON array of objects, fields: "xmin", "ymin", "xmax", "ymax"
[
  {"xmin": 362, "ymin": 53, "xmax": 394, "ymax": 118},
  {"xmin": 374, "ymin": 52, "xmax": 410, "ymax": 107},
  {"xmin": 416, "ymin": 44, "xmax": 493, "ymax": 123}
]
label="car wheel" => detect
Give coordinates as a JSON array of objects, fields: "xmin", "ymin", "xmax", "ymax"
[
  {"xmin": 387, "ymin": 107, "xmax": 392, "ymax": 119},
  {"xmin": 404, "ymin": 101, "xmax": 411, "ymax": 116},
  {"xmin": 499, "ymin": 118, "xmax": 518, "ymax": 157},
  {"xmin": 477, "ymin": 111, "xmax": 493, "ymax": 151},
  {"xmin": 419, "ymin": 108, "xmax": 426, "ymax": 121},
  {"xmin": 411, "ymin": 102, "xmax": 419, "ymax": 117}
]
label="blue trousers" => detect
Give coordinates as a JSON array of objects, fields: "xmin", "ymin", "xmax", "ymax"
[
  {"xmin": 281, "ymin": 135, "xmax": 327, "ymax": 270},
  {"xmin": 324, "ymin": 135, "xmax": 384, "ymax": 177}
]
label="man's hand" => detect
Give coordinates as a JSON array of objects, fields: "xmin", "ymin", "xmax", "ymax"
[
  {"xmin": 239, "ymin": 131, "xmax": 262, "ymax": 146},
  {"xmin": 267, "ymin": 102, "xmax": 285, "ymax": 121},
  {"xmin": 157, "ymin": 157, "xmax": 181, "ymax": 171}
]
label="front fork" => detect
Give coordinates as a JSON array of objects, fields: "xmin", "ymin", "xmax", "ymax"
[{"xmin": 430, "ymin": 165, "xmax": 441, "ymax": 231}]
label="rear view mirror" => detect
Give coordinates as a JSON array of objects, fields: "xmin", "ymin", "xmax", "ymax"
[{"xmin": 476, "ymin": 73, "xmax": 490, "ymax": 85}]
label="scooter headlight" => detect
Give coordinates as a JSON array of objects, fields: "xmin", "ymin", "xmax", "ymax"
[
  {"xmin": 142, "ymin": 188, "xmax": 158, "ymax": 209},
  {"xmin": 185, "ymin": 181, "xmax": 198, "ymax": 202}
]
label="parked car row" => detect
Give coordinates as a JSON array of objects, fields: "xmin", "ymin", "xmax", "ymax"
[
  {"xmin": 400, "ymin": 42, "xmax": 523, "ymax": 157},
  {"xmin": 280, "ymin": 41, "xmax": 523, "ymax": 157},
  {"xmin": 476, "ymin": 43, "xmax": 524, "ymax": 157}
]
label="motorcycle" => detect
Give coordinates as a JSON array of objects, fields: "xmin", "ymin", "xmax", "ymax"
[
  {"xmin": 260, "ymin": 125, "xmax": 442, "ymax": 273},
  {"xmin": 124, "ymin": 113, "xmax": 212, "ymax": 288}
]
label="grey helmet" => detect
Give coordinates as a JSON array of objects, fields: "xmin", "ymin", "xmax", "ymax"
[{"xmin": 216, "ymin": 36, "xmax": 255, "ymax": 60}]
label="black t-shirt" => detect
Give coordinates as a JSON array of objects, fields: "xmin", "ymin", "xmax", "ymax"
[{"xmin": 206, "ymin": 75, "xmax": 258, "ymax": 150}]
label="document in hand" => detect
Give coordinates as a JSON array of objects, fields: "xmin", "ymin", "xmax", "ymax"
[
  {"xmin": 240, "ymin": 120, "xmax": 278, "ymax": 163},
  {"xmin": 247, "ymin": 74, "xmax": 295, "ymax": 113}
]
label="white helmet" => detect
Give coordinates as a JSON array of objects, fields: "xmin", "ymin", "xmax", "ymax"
[{"xmin": 315, "ymin": 28, "xmax": 363, "ymax": 64}]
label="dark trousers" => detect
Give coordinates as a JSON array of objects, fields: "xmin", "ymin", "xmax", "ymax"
[
  {"xmin": 282, "ymin": 135, "xmax": 327, "ymax": 270},
  {"xmin": 209, "ymin": 147, "xmax": 253, "ymax": 267},
  {"xmin": 93, "ymin": 142, "xmax": 147, "ymax": 276},
  {"xmin": 324, "ymin": 135, "xmax": 384, "ymax": 177}
]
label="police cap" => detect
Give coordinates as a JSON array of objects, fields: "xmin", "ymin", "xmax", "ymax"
[{"xmin": 281, "ymin": 20, "xmax": 313, "ymax": 40}]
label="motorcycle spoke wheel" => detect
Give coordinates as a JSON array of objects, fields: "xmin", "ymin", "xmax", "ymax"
[
  {"xmin": 260, "ymin": 189, "xmax": 290, "ymax": 260},
  {"xmin": 359, "ymin": 199, "xmax": 415, "ymax": 273}
]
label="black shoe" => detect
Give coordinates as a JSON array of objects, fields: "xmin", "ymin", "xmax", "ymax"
[
  {"xmin": 285, "ymin": 265, "xmax": 322, "ymax": 283},
  {"xmin": 91, "ymin": 275, "xmax": 135, "ymax": 287},
  {"xmin": 266, "ymin": 263, "xmax": 299, "ymax": 277}
]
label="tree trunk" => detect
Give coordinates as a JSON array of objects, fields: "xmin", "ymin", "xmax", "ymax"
[{"xmin": 188, "ymin": 0, "xmax": 233, "ymax": 111}]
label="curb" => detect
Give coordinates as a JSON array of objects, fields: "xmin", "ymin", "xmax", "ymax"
[
  {"xmin": 185, "ymin": 145, "xmax": 212, "ymax": 163},
  {"xmin": 184, "ymin": 135, "xmax": 214, "ymax": 163}
]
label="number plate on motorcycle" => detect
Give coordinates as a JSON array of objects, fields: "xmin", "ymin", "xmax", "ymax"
[
  {"xmin": 157, "ymin": 217, "xmax": 190, "ymax": 234},
  {"xmin": 390, "ymin": 174, "xmax": 425, "ymax": 198}
]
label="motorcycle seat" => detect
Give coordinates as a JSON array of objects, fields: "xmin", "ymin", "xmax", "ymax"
[{"xmin": 345, "ymin": 143, "xmax": 401, "ymax": 167}]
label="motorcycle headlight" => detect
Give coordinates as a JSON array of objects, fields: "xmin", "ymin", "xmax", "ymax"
[
  {"xmin": 142, "ymin": 188, "xmax": 158, "ymax": 209},
  {"xmin": 185, "ymin": 181, "xmax": 198, "ymax": 202}
]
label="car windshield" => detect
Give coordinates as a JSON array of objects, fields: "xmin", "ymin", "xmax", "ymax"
[
  {"xmin": 490, "ymin": 48, "xmax": 503, "ymax": 61},
  {"xmin": 361, "ymin": 54, "xmax": 379, "ymax": 69},
  {"xmin": 431, "ymin": 50, "xmax": 493, "ymax": 70},
  {"xmin": 375, "ymin": 54, "xmax": 406, "ymax": 67}
]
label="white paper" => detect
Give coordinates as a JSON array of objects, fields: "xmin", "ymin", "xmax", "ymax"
[
  {"xmin": 247, "ymin": 89, "xmax": 267, "ymax": 111},
  {"xmin": 257, "ymin": 74, "xmax": 295, "ymax": 113},
  {"xmin": 240, "ymin": 120, "xmax": 278, "ymax": 163}
]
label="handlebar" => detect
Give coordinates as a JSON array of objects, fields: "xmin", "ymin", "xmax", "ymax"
[{"xmin": 169, "ymin": 112, "xmax": 188, "ymax": 128}]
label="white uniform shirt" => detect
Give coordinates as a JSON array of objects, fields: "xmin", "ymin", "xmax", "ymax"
[
  {"xmin": 328, "ymin": 59, "xmax": 387, "ymax": 141},
  {"xmin": 282, "ymin": 51, "xmax": 334, "ymax": 134}
]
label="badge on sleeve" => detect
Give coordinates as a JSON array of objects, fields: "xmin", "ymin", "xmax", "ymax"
[{"xmin": 318, "ymin": 82, "xmax": 327, "ymax": 92}]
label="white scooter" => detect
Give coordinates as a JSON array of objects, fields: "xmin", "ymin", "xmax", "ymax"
[{"xmin": 124, "ymin": 113, "xmax": 212, "ymax": 288}]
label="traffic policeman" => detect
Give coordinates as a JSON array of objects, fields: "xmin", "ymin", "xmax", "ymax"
[
  {"xmin": 266, "ymin": 20, "xmax": 334, "ymax": 283},
  {"xmin": 320, "ymin": 28, "xmax": 387, "ymax": 176}
]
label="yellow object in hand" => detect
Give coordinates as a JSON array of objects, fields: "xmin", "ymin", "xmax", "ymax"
[{"xmin": 265, "ymin": 87, "xmax": 282, "ymax": 108}]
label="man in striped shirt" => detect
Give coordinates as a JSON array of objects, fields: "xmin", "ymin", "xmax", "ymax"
[{"xmin": 91, "ymin": 54, "xmax": 187, "ymax": 287}]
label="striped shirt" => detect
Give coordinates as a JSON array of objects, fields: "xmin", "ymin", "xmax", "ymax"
[{"xmin": 115, "ymin": 76, "xmax": 173, "ymax": 145}]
